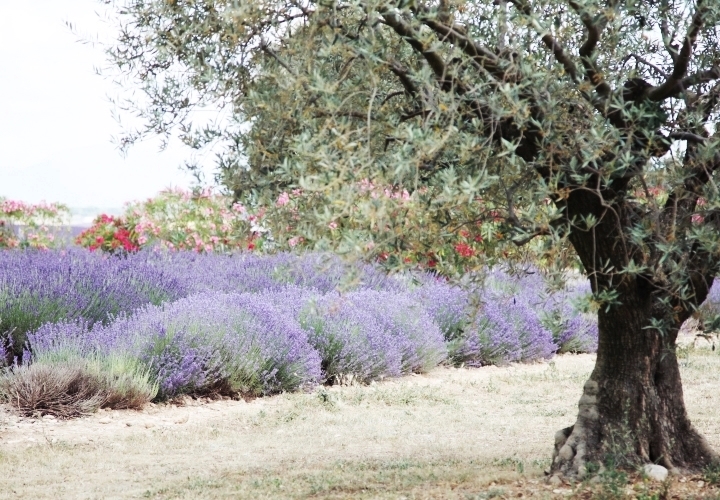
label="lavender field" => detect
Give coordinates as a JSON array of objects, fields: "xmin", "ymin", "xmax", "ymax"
[{"xmin": 0, "ymin": 249, "xmax": 598, "ymax": 417}]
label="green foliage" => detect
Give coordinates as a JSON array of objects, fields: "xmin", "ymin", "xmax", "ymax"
[
  {"xmin": 103, "ymin": 0, "xmax": 720, "ymax": 321},
  {"xmin": 704, "ymin": 462, "xmax": 720, "ymax": 486}
]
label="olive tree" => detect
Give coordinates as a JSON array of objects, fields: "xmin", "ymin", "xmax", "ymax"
[{"xmin": 104, "ymin": 0, "xmax": 720, "ymax": 477}]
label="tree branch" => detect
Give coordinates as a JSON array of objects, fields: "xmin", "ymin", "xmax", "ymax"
[
  {"xmin": 568, "ymin": 0, "xmax": 612, "ymax": 97},
  {"xmin": 379, "ymin": 9, "xmax": 448, "ymax": 83},
  {"xmin": 660, "ymin": 0, "xmax": 679, "ymax": 64},
  {"xmin": 648, "ymin": 1, "xmax": 707, "ymax": 101},
  {"xmin": 669, "ymin": 131, "xmax": 707, "ymax": 143},
  {"xmin": 387, "ymin": 60, "xmax": 419, "ymax": 96},
  {"xmin": 681, "ymin": 65, "xmax": 720, "ymax": 89},
  {"xmin": 418, "ymin": 16, "xmax": 506, "ymax": 80},
  {"xmin": 508, "ymin": 0, "xmax": 580, "ymax": 83},
  {"xmin": 623, "ymin": 53, "xmax": 670, "ymax": 78}
]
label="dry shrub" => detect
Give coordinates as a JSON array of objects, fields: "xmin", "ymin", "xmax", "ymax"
[
  {"xmin": 0, "ymin": 363, "xmax": 106, "ymax": 418},
  {"xmin": 0, "ymin": 356, "xmax": 157, "ymax": 418}
]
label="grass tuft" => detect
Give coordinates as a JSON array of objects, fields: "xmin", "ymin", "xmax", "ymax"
[{"xmin": 0, "ymin": 363, "xmax": 106, "ymax": 418}]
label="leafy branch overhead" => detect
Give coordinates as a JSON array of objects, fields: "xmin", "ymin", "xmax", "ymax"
[{"xmin": 107, "ymin": 0, "xmax": 720, "ymax": 286}]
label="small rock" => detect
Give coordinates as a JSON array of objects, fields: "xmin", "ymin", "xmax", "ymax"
[
  {"xmin": 697, "ymin": 480, "xmax": 705, "ymax": 488},
  {"xmin": 174, "ymin": 415, "xmax": 189, "ymax": 424},
  {"xmin": 548, "ymin": 475, "xmax": 563, "ymax": 486},
  {"xmin": 125, "ymin": 422, "xmax": 132, "ymax": 427},
  {"xmin": 642, "ymin": 464, "xmax": 668, "ymax": 482},
  {"xmin": 144, "ymin": 422, "xmax": 155, "ymax": 429},
  {"xmin": 98, "ymin": 417, "xmax": 112, "ymax": 424}
]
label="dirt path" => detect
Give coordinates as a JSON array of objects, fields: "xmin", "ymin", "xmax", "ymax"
[{"xmin": 1, "ymin": 350, "xmax": 719, "ymax": 499}]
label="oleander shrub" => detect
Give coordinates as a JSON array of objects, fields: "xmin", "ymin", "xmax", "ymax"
[{"xmin": 0, "ymin": 198, "xmax": 70, "ymax": 250}]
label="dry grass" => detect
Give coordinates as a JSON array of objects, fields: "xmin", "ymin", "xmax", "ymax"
[
  {"xmin": 0, "ymin": 363, "xmax": 106, "ymax": 418},
  {"xmin": 1, "ymin": 348, "xmax": 719, "ymax": 499},
  {"xmin": 0, "ymin": 357, "xmax": 156, "ymax": 418}
]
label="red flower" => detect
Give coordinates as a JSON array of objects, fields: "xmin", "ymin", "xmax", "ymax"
[
  {"xmin": 247, "ymin": 242, "xmax": 256, "ymax": 250},
  {"xmin": 454, "ymin": 243, "xmax": 475, "ymax": 258}
]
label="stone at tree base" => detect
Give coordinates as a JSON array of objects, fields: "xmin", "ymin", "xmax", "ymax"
[
  {"xmin": 643, "ymin": 464, "xmax": 668, "ymax": 482},
  {"xmin": 548, "ymin": 474, "xmax": 563, "ymax": 486}
]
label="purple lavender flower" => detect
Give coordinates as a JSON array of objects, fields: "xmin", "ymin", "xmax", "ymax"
[
  {"xmin": 406, "ymin": 273, "xmax": 471, "ymax": 340},
  {"xmin": 451, "ymin": 268, "xmax": 559, "ymax": 365},
  {"xmin": 29, "ymin": 291, "xmax": 322, "ymax": 398},
  {"xmin": 0, "ymin": 249, "xmax": 188, "ymax": 359},
  {"xmin": 301, "ymin": 290, "xmax": 446, "ymax": 383},
  {"xmin": 696, "ymin": 280, "xmax": 720, "ymax": 333}
]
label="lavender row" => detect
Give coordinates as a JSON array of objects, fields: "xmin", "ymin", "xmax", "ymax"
[
  {"xmin": 1, "ymin": 250, "xmax": 599, "ymax": 407},
  {"xmin": 0, "ymin": 249, "xmax": 400, "ymax": 361},
  {"xmin": 27, "ymin": 288, "xmax": 447, "ymax": 399}
]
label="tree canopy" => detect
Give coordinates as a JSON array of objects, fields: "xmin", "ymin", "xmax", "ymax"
[{"xmin": 104, "ymin": 0, "xmax": 720, "ymax": 477}]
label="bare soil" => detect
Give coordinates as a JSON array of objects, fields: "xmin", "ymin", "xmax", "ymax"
[{"xmin": 1, "ymin": 341, "xmax": 719, "ymax": 499}]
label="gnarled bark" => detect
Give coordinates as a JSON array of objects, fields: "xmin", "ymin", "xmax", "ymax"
[{"xmin": 550, "ymin": 296, "xmax": 719, "ymax": 479}]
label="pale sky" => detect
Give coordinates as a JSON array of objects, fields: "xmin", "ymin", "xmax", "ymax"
[{"xmin": 0, "ymin": 1, "xmax": 209, "ymax": 212}]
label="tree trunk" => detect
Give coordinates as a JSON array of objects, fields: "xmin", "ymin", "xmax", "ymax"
[{"xmin": 550, "ymin": 291, "xmax": 719, "ymax": 478}]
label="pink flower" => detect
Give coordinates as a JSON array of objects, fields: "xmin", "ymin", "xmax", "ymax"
[
  {"xmin": 276, "ymin": 192, "xmax": 291, "ymax": 207},
  {"xmin": 328, "ymin": 221, "xmax": 338, "ymax": 230},
  {"xmin": 288, "ymin": 236, "xmax": 302, "ymax": 247}
]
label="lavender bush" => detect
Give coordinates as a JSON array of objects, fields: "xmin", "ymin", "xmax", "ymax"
[
  {"xmin": 695, "ymin": 281, "xmax": 720, "ymax": 333},
  {"xmin": 453, "ymin": 292, "xmax": 556, "ymax": 366},
  {"xmin": 0, "ymin": 249, "xmax": 187, "ymax": 360},
  {"xmin": 300, "ymin": 290, "xmax": 446, "ymax": 383},
  {"xmin": 30, "ymin": 291, "xmax": 322, "ymax": 398},
  {"xmin": 0, "ymin": 348, "xmax": 158, "ymax": 417},
  {"xmin": 448, "ymin": 269, "xmax": 597, "ymax": 366},
  {"xmin": 540, "ymin": 278, "xmax": 598, "ymax": 354},
  {"xmin": 405, "ymin": 273, "xmax": 471, "ymax": 340}
]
